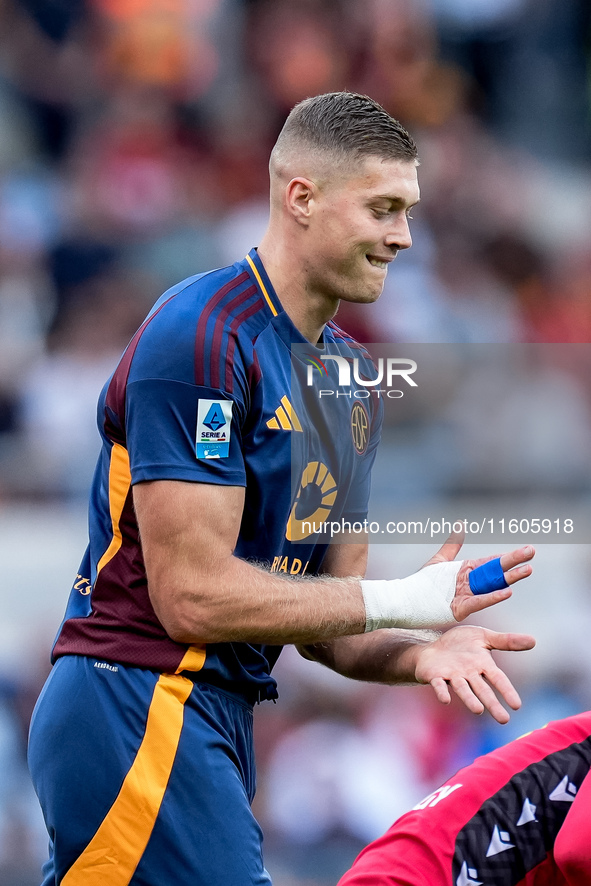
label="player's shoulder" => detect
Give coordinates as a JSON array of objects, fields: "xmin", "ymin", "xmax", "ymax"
[
  {"xmin": 127, "ymin": 259, "xmax": 273, "ymax": 382},
  {"xmin": 152, "ymin": 261, "xmax": 264, "ymax": 326},
  {"xmin": 159, "ymin": 259, "xmax": 275, "ymax": 344}
]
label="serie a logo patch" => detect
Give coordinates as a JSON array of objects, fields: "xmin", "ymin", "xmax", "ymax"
[{"xmin": 196, "ymin": 399, "xmax": 233, "ymax": 459}]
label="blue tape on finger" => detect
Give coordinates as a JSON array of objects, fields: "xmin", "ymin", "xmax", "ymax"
[{"xmin": 469, "ymin": 557, "xmax": 509, "ymax": 595}]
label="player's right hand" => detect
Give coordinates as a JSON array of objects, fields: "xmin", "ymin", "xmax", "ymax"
[{"xmin": 423, "ymin": 540, "xmax": 535, "ymax": 623}]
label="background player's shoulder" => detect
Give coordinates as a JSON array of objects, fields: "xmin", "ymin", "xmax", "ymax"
[
  {"xmin": 155, "ymin": 259, "xmax": 271, "ymax": 336},
  {"xmin": 133, "ymin": 261, "xmax": 254, "ymax": 343},
  {"xmin": 126, "ymin": 259, "xmax": 269, "ymax": 391}
]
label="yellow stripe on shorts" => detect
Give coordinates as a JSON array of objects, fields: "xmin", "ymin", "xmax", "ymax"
[{"xmin": 62, "ymin": 673, "xmax": 193, "ymax": 886}]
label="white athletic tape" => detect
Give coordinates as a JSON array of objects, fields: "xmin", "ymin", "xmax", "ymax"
[{"xmin": 361, "ymin": 561, "xmax": 463, "ymax": 632}]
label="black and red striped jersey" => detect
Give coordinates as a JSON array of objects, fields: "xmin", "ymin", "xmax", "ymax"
[
  {"xmin": 52, "ymin": 248, "xmax": 382, "ymax": 701},
  {"xmin": 338, "ymin": 712, "xmax": 591, "ymax": 886}
]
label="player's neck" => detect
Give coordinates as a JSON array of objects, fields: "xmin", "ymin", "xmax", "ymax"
[{"xmin": 257, "ymin": 241, "xmax": 338, "ymax": 344}]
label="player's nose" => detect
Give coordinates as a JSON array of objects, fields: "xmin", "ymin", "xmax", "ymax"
[{"xmin": 385, "ymin": 214, "xmax": 412, "ymax": 251}]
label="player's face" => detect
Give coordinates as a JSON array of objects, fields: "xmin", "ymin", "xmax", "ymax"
[{"xmin": 307, "ymin": 156, "xmax": 419, "ymax": 304}]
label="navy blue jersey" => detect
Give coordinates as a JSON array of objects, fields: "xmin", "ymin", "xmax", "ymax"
[{"xmin": 52, "ymin": 249, "xmax": 382, "ymax": 701}]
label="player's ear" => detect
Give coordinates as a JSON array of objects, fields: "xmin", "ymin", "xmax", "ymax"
[{"xmin": 285, "ymin": 177, "xmax": 316, "ymax": 227}]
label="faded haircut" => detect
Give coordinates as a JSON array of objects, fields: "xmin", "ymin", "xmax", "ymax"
[{"xmin": 271, "ymin": 92, "xmax": 418, "ymax": 172}]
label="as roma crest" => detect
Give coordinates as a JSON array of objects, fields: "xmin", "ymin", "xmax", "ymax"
[{"xmin": 351, "ymin": 402, "xmax": 369, "ymax": 455}]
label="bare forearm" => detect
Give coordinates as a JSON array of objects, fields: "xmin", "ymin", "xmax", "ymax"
[
  {"xmin": 299, "ymin": 629, "xmax": 441, "ymax": 685},
  {"xmin": 136, "ymin": 481, "xmax": 369, "ymax": 645},
  {"xmin": 149, "ymin": 553, "xmax": 367, "ymax": 645}
]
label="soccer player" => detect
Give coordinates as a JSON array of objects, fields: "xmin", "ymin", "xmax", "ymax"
[
  {"xmin": 337, "ymin": 711, "xmax": 591, "ymax": 886},
  {"xmin": 28, "ymin": 92, "xmax": 535, "ymax": 886}
]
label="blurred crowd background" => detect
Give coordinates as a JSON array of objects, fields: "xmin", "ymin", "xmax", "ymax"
[{"xmin": 1, "ymin": 0, "xmax": 591, "ymax": 883}]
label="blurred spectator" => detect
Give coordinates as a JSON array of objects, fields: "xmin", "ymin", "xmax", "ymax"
[
  {"xmin": 246, "ymin": 0, "xmax": 348, "ymax": 113},
  {"xmin": 0, "ymin": 680, "xmax": 47, "ymax": 886},
  {"xmin": 91, "ymin": 0, "xmax": 221, "ymax": 99},
  {"xmin": 264, "ymin": 681, "xmax": 475, "ymax": 846},
  {"xmin": 66, "ymin": 90, "xmax": 205, "ymax": 236},
  {"xmin": 17, "ymin": 267, "xmax": 158, "ymax": 499},
  {"xmin": 431, "ymin": 0, "xmax": 591, "ymax": 164}
]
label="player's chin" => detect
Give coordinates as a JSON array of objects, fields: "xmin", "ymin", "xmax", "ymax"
[{"xmin": 341, "ymin": 280, "xmax": 386, "ymax": 305}]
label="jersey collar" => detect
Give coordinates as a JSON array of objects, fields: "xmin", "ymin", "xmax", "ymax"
[
  {"xmin": 244, "ymin": 248, "xmax": 283, "ymax": 318},
  {"xmin": 243, "ymin": 247, "xmax": 334, "ymax": 349}
]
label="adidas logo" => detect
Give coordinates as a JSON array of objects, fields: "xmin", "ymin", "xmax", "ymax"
[{"xmin": 266, "ymin": 396, "xmax": 303, "ymax": 432}]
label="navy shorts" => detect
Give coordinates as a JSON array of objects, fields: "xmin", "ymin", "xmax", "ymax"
[{"xmin": 28, "ymin": 656, "xmax": 272, "ymax": 886}]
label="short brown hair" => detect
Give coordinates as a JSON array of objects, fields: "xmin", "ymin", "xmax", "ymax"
[{"xmin": 273, "ymin": 92, "xmax": 418, "ymax": 166}]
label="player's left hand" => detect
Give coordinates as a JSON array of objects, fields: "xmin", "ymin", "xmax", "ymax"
[
  {"xmin": 413, "ymin": 624, "xmax": 536, "ymax": 724},
  {"xmin": 423, "ymin": 540, "xmax": 535, "ymax": 623}
]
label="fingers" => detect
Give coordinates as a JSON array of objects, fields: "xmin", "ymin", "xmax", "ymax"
[
  {"xmin": 449, "ymin": 674, "xmax": 511, "ymax": 724},
  {"xmin": 449, "ymin": 632, "xmax": 535, "ymax": 720},
  {"xmin": 424, "ymin": 527, "xmax": 466, "ymax": 567},
  {"xmin": 483, "ymin": 665, "xmax": 522, "ymax": 712},
  {"xmin": 430, "ymin": 670, "xmax": 512, "ymax": 723},
  {"xmin": 420, "ymin": 625, "xmax": 537, "ymax": 723},
  {"xmin": 499, "ymin": 545, "xmax": 535, "ymax": 573},
  {"xmin": 452, "ymin": 586, "xmax": 512, "ymax": 622},
  {"xmin": 430, "ymin": 670, "xmax": 517, "ymax": 724},
  {"xmin": 424, "ymin": 539, "xmax": 463, "ymax": 567},
  {"xmin": 504, "ymin": 562, "xmax": 533, "ymax": 586},
  {"xmin": 464, "ymin": 546, "xmax": 534, "ymax": 596},
  {"xmin": 449, "ymin": 677, "xmax": 485, "ymax": 716},
  {"xmin": 436, "ymin": 541, "xmax": 463, "ymax": 562},
  {"xmin": 429, "ymin": 676, "xmax": 452, "ymax": 705},
  {"xmin": 484, "ymin": 629, "xmax": 536, "ymax": 652},
  {"xmin": 431, "ymin": 544, "xmax": 534, "ymax": 580}
]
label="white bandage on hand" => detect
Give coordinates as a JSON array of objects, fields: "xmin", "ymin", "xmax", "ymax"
[{"xmin": 361, "ymin": 561, "xmax": 463, "ymax": 632}]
